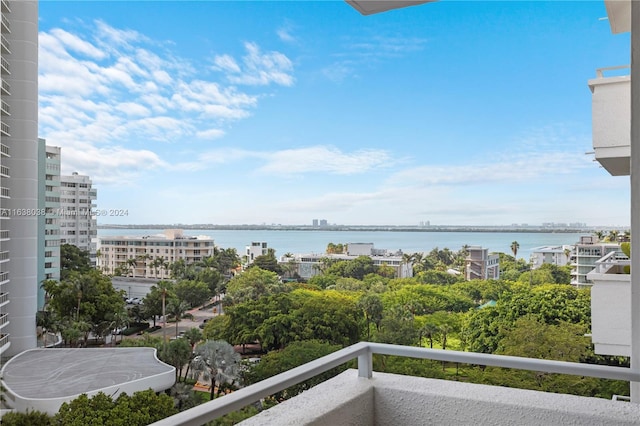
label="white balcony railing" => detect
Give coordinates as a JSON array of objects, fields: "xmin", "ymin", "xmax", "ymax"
[
  {"xmin": 150, "ymin": 341, "xmax": 640, "ymax": 426},
  {"xmin": 592, "ymin": 249, "xmax": 630, "ymax": 274}
]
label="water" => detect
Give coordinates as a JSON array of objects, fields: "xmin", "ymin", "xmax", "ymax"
[{"xmin": 97, "ymin": 228, "xmax": 588, "ymax": 260}]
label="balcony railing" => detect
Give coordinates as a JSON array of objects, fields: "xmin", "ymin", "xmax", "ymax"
[
  {"xmin": 0, "ymin": 56, "xmax": 9, "ymax": 74},
  {"xmin": 150, "ymin": 341, "xmax": 640, "ymax": 426},
  {"xmin": 0, "ymin": 333, "xmax": 8, "ymax": 348},
  {"xmin": 0, "ymin": 313, "xmax": 8, "ymax": 327},
  {"xmin": 1, "ymin": 77, "xmax": 9, "ymax": 95},
  {"xmin": 0, "ymin": 271, "xmax": 9, "ymax": 283},
  {"xmin": 0, "ymin": 100, "xmax": 9, "ymax": 116},
  {"xmin": 593, "ymin": 250, "xmax": 630, "ymax": 274},
  {"xmin": 0, "ymin": 291, "xmax": 7, "ymax": 305},
  {"xmin": 1, "ymin": 14, "xmax": 10, "ymax": 33},
  {"xmin": 0, "ymin": 34, "xmax": 9, "ymax": 54}
]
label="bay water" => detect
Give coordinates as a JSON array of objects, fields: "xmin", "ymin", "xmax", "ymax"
[{"xmin": 97, "ymin": 229, "xmax": 589, "ymax": 260}]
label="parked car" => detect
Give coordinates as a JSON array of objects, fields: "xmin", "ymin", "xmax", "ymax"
[{"xmin": 199, "ymin": 318, "xmax": 210, "ymax": 329}]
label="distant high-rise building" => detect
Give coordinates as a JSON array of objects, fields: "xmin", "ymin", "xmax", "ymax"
[
  {"xmin": 319, "ymin": 219, "xmax": 328, "ymax": 227},
  {"xmin": 37, "ymin": 140, "xmax": 61, "ymax": 310},
  {"xmin": 312, "ymin": 219, "xmax": 319, "ymax": 227},
  {"xmin": 2, "ymin": 0, "xmax": 40, "ymax": 357},
  {"xmin": 60, "ymin": 172, "xmax": 97, "ymax": 265}
]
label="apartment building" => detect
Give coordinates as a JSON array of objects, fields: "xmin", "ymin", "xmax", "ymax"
[
  {"xmin": 98, "ymin": 229, "xmax": 215, "ymax": 279},
  {"xmin": 530, "ymin": 245, "xmax": 573, "ymax": 269},
  {"xmin": 1, "ymin": 0, "xmax": 39, "ymax": 358},
  {"xmin": 37, "ymin": 141, "xmax": 61, "ymax": 310},
  {"xmin": 282, "ymin": 243, "xmax": 413, "ymax": 280},
  {"xmin": 570, "ymin": 236, "xmax": 621, "ymax": 288},
  {"xmin": 59, "ymin": 172, "xmax": 97, "ymax": 264},
  {"xmin": 465, "ymin": 246, "xmax": 500, "ymax": 281}
]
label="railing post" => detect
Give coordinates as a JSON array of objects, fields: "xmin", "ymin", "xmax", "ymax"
[{"xmin": 358, "ymin": 345, "xmax": 372, "ymax": 378}]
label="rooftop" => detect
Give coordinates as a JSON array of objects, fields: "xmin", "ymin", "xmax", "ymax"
[{"xmin": 1, "ymin": 348, "xmax": 175, "ymax": 414}]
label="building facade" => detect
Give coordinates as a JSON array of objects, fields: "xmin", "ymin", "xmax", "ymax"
[
  {"xmin": 465, "ymin": 246, "xmax": 500, "ymax": 281},
  {"xmin": 1, "ymin": 0, "xmax": 39, "ymax": 358},
  {"xmin": 37, "ymin": 141, "xmax": 61, "ymax": 310},
  {"xmin": 59, "ymin": 172, "xmax": 97, "ymax": 264},
  {"xmin": 570, "ymin": 236, "xmax": 621, "ymax": 288},
  {"xmin": 98, "ymin": 229, "xmax": 215, "ymax": 279},
  {"xmin": 245, "ymin": 241, "xmax": 268, "ymax": 267},
  {"xmin": 530, "ymin": 245, "xmax": 573, "ymax": 269},
  {"xmin": 282, "ymin": 243, "xmax": 413, "ymax": 280}
]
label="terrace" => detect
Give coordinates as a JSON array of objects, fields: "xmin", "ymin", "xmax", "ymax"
[{"xmin": 151, "ymin": 342, "xmax": 640, "ymax": 425}]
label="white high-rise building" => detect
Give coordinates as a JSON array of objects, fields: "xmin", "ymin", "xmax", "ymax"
[
  {"xmin": 1, "ymin": 0, "xmax": 39, "ymax": 357},
  {"xmin": 37, "ymin": 140, "xmax": 61, "ymax": 310},
  {"xmin": 59, "ymin": 172, "xmax": 97, "ymax": 264}
]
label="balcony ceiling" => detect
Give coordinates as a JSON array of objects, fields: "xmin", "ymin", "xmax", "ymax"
[
  {"xmin": 346, "ymin": 0, "xmax": 435, "ymax": 15},
  {"xmin": 604, "ymin": 0, "xmax": 630, "ymax": 33}
]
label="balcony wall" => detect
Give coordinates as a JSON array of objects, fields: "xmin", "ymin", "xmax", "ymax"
[
  {"xmin": 239, "ymin": 370, "xmax": 640, "ymax": 425},
  {"xmin": 588, "ymin": 67, "xmax": 630, "ymax": 176},
  {"xmin": 588, "ymin": 268, "xmax": 631, "ymax": 356}
]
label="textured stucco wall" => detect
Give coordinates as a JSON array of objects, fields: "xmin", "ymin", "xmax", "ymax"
[{"xmin": 240, "ymin": 370, "xmax": 640, "ymax": 425}]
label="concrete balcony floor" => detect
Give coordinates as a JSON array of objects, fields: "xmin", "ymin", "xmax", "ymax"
[{"xmin": 241, "ymin": 369, "xmax": 640, "ymax": 426}]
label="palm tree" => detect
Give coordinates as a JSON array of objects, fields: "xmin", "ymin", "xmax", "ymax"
[
  {"xmin": 126, "ymin": 257, "xmax": 137, "ymax": 278},
  {"xmin": 510, "ymin": 241, "xmax": 520, "ymax": 258},
  {"xmin": 157, "ymin": 280, "xmax": 173, "ymax": 343},
  {"xmin": 420, "ymin": 323, "xmax": 439, "ymax": 349},
  {"xmin": 594, "ymin": 230, "xmax": 606, "ymax": 241},
  {"xmin": 167, "ymin": 300, "xmax": 190, "ymax": 338},
  {"xmin": 190, "ymin": 340, "xmax": 241, "ymax": 400},
  {"xmin": 170, "ymin": 382, "xmax": 198, "ymax": 411}
]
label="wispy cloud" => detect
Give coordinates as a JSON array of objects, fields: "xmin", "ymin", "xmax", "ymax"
[
  {"xmin": 213, "ymin": 42, "xmax": 294, "ymax": 86},
  {"xmin": 39, "ymin": 20, "xmax": 293, "ymax": 181},
  {"xmin": 197, "ymin": 146, "xmax": 392, "ymax": 175},
  {"xmin": 276, "ymin": 22, "xmax": 297, "ymax": 44}
]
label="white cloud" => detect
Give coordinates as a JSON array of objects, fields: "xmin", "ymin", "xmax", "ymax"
[
  {"xmin": 277, "ymin": 26, "xmax": 296, "ymax": 43},
  {"xmin": 50, "ymin": 28, "xmax": 106, "ymax": 60},
  {"xmin": 214, "ymin": 42, "xmax": 294, "ymax": 86},
  {"xmin": 213, "ymin": 54, "xmax": 241, "ymax": 73},
  {"xmin": 38, "ymin": 20, "xmax": 294, "ymax": 184},
  {"xmin": 196, "ymin": 128, "xmax": 225, "ymax": 140},
  {"xmin": 196, "ymin": 145, "xmax": 392, "ymax": 175}
]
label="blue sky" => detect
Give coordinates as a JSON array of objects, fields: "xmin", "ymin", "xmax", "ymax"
[{"xmin": 38, "ymin": 1, "xmax": 631, "ymax": 226}]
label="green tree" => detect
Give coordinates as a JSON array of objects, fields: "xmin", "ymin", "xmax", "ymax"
[
  {"xmin": 60, "ymin": 244, "xmax": 92, "ymax": 280},
  {"xmin": 244, "ymin": 340, "xmax": 346, "ymax": 400},
  {"xmin": 167, "ymin": 299, "xmax": 190, "ymax": 338},
  {"xmin": 358, "ymin": 294, "xmax": 383, "ymax": 340},
  {"xmin": 249, "ymin": 249, "xmax": 282, "ymax": 274},
  {"xmin": 174, "ymin": 280, "xmax": 211, "ymax": 307},
  {"xmin": 54, "ymin": 390, "xmax": 177, "ymax": 425},
  {"xmin": 162, "ymin": 337, "xmax": 192, "ymax": 380},
  {"xmin": 0, "ymin": 410, "xmax": 52, "ymax": 426},
  {"xmin": 225, "ymin": 267, "xmax": 290, "ymax": 305}
]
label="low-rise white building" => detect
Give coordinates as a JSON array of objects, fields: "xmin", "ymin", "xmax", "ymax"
[
  {"xmin": 281, "ymin": 243, "xmax": 413, "ymax": 280},
  {"xmin": 530, "ymin": 245, "xmax": 573, "ymax": 269},
  {"xmin": 245, "ymin": 241, "xmax": 269, "ymax": 267},
  {"xmin": 98, "ymin": 229, "xmax": 214, "ymax": 278}
]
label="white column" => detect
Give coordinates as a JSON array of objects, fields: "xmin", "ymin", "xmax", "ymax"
[{"xmin": 631, "ymin": 0, "xmax": 640, "ymax": 403}]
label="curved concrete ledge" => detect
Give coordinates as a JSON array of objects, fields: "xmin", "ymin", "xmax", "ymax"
[{"xmin": 1, "ymin": 347, "xmax": 175, "ymax": 414}]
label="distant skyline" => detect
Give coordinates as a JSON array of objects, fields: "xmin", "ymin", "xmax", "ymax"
[{"xmin": 39, "ymin": 1, "xmax": 631, "ymax": 227}]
